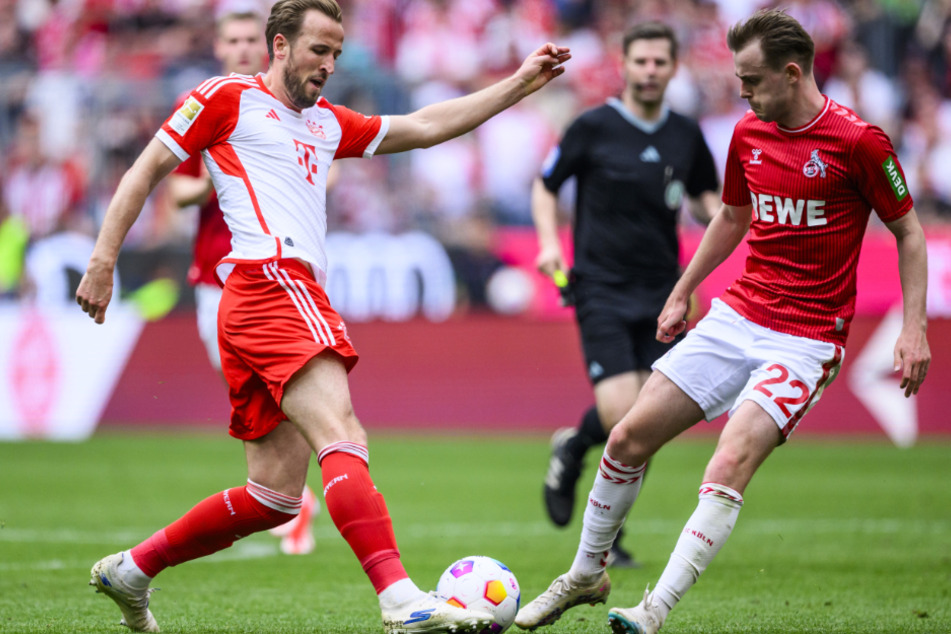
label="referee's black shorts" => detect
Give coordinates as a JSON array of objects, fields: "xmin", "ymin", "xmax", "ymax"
[{"xmin": 573, "ymin": 278, "xmax": 681, "ymax": 385}]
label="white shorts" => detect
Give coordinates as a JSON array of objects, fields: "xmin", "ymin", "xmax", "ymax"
[
  {"xmin": 194, "ymin": 282, "xmax": 223, "ymax": 371},
  {"xmin": 652, "ymin": 299, "xmax": 845, "ymax": 440}
]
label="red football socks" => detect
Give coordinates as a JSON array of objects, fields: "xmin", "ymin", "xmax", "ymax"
[
  {"xmin": 129, "ymin": 482, "xmax": 298, "ymax": 578},
  {"xmin": 319, "ymin": 442, "xmax": 408, "ymax": 593}
]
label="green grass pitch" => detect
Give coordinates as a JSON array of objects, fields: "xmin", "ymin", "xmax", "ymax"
[{"xmin": 1, "ymin": 431, "xmax": 949, "ymax": 633}]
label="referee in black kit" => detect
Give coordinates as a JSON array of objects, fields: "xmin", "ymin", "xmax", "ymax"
[{"xmin": 531, "ymin": 21, "xmax": 721, "ymax": 567}]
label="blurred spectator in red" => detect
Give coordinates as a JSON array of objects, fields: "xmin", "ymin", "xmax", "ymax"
[
  {"xmin": 394, "ymin": 0, "xmax": 493, "ymax": 87},
  {"xmin": 1, "ymin": 110, "xmax": 90, "ymax": 296},
  {"xmin": 2, "ymin": 111, "xmax": 88, "ymax": 240},
  {"xmin": 480, "ymin": 0, "xmax": 556, "ymax": 78}
]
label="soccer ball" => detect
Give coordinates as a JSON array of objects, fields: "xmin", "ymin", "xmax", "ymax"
[{"xmin": 435, "ymin": 556, "xmax": 520, "ymax": 633}]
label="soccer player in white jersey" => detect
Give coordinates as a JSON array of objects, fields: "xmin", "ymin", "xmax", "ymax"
[
  {"xmin": 515, "ymin": 9, "xmax": 930, "ymax": 633},
  {"xmin": 77, "ymin": 1, "xmax": 570, "ymax": 632},
  {"xmin": 166, "ymin": 8, "xmax": 321, "ymax": 558}
]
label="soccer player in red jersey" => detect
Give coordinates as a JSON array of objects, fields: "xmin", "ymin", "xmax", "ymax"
[
  {"xmin": 516, "ymin": 10, "xmax": 930, "ymax": 633},
  {"xmin": 167, "ymin": 9, "xmax": 320, "ymax": 558},
  {"xmin": 76, "ymin": 0, "xmax": 570, "ymax": 632}
]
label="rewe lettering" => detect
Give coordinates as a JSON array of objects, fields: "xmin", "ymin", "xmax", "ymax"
[{"xmin": 752, "ymin": 192, "xmax": 827, "ymax": 226}]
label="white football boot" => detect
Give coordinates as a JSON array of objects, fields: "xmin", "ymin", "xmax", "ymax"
[
  {"xmin": 607, "ymin": 586, "xmax": 666, "ymax": 634},
  {"xmin": 514, "ymin": 570, "xmax": 611, "ymax": 630},
  {"xmin": 89, "ymin": 552, "xmax": 160, "ymax": 632},
  {"xmin": 382, "ymin": 592, "xmax": 494, "ymax": 633}
]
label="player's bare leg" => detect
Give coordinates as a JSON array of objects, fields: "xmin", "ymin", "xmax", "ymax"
[
  {"xmin": 281, "ymin": 352, "xmax": 492, "ymax": 633},
  {"xmin": 608, "ymin": 401, "xmax": 780, "ymax": 633},
  {"xmin": 517, "ymin": 373, "xmax": 701, "ymax": 630}
]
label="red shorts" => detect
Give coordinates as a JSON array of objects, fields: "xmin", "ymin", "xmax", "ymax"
[{"xmin": 218, "ymin": 259, "xmax": 359, "ymax": 440}]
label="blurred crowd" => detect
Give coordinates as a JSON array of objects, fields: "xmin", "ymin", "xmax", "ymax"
[{"xmin": 2, "ymin": 0, "xmax": 951, "ymax": 309}]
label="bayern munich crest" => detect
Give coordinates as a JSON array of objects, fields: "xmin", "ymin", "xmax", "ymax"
[{"xmin": 306, "ymin": 120, "xmax": 327, "ymax": 139}]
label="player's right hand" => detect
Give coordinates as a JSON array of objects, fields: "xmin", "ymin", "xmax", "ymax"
[
  {"xmin": 76, "ymin": 263, "xmax": 114, "ymax": 324},
  {"xmin": 893, "ymin": 326, "xmax": 930, "ymax": 397},
  {"xmin": 656, "ymin": 294, "xmax": 689, "ymax": 343}
]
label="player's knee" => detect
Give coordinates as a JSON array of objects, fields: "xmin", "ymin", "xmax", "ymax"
[
  {"xmin": 606, "ymin": 421, "xmax": 653, "ymax": 466},
  {"xmin": 703, "ymin": 447, "xmax": 756, "ymax": 493}
]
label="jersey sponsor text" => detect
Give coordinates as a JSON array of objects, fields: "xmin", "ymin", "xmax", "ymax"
[{"xmin": 751, "ymin": 192, "xmax": 827, "ymax": 227}]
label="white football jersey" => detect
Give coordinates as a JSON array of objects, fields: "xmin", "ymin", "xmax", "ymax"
[{"xmin": 156, "ymin": 73, "xmax": 390, "ymax": 285}]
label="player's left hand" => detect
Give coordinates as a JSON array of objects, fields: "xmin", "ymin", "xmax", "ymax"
[
  {"xmin": 893, "ymin": 326, "xmax": 930, "ymax": 397},
  {"xmin": 515, "ymin": 43, "xmax": 571, "ymax": 95}
]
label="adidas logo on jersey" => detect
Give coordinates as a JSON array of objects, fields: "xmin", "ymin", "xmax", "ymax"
[
  {"xmin": 639, "ymin": 145, "xmax": 661, "ymax": 162},
  {"xmin": 266, "ymin": 109, "xmax": 281, "ymax": 121}
]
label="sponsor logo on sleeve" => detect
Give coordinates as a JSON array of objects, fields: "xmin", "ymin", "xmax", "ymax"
[
  {"xmin": 169, "ymin": 96, "xmax": 204, "ymax": 136},
  {"xmin": 882, "ymin": 156, "xmax": 908, "ymax": 201}
]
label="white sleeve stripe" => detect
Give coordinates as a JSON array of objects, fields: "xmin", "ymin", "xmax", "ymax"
[
  {"xmin": 155, "ymin": 129, "xmax": 190, "ymax": 161},
  {"xmin": 200, "ymin": 75, "xmax": 257, "ymax": 98},
  {"xmin": 262, "ymin": 262, "xmax": 326, "ymax": 346},
  {"xmin": 196, "ymin": 76, "xmax": 218, "ymax": 94},
  {"xmin": 363, "ymin": 115, "xmax": 390, "ymax": 158},
  {"xmin": 276, "ymin": 265, "xmax": 335, "ymax": 345}
]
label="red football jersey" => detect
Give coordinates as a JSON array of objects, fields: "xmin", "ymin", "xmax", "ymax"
[
  {"xmin": 721, "ymin": 97, "xmax": 912, "ymax": 345},
  {"xmin": 170, "ymin": 93, "xmax": 232, "ymax": 286}
]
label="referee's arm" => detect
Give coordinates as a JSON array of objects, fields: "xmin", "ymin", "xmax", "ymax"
[
  {"xmin": 531, "ymin": 177, "xmax": 566, "ymax": 278},
  {"xmin": 686, "ymin": 189, "xmax": 722, "ymax": 227}
]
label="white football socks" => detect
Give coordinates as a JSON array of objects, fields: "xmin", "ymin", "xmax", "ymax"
[
  {"xmin": 568, "ymin": 451, "xmax": 646, "ymax": 584},
  {"xmin": 118, "ymin": 551, "xmax": 153, "ymax": 591},
  {"xmin": 652, "ymin": 482, "xmax": 744, "ymax": 618},
  {"xmin": 377, "ymin": 577, "xmax": 423, "ymax": 609}
]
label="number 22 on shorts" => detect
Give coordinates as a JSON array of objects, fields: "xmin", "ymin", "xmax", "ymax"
[{"xmin": 752, "ymin": 364, "xmax": 810, "ymax": 419}]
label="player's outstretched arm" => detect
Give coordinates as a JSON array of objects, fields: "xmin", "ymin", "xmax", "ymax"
[
  {"xmin": 376, "ymin": 43, "xmax": 570, "ymax": 155},
  {"xmin": 656, "ymin": 202, "xmax": 751, "ymax": 342},
  {"xmin": 886, "ymin": 209, "xmax": 931, "ymax": 397},
  {"xmin": 76, "ymin": 139, "xmax": 182, "ymax": 324}
]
